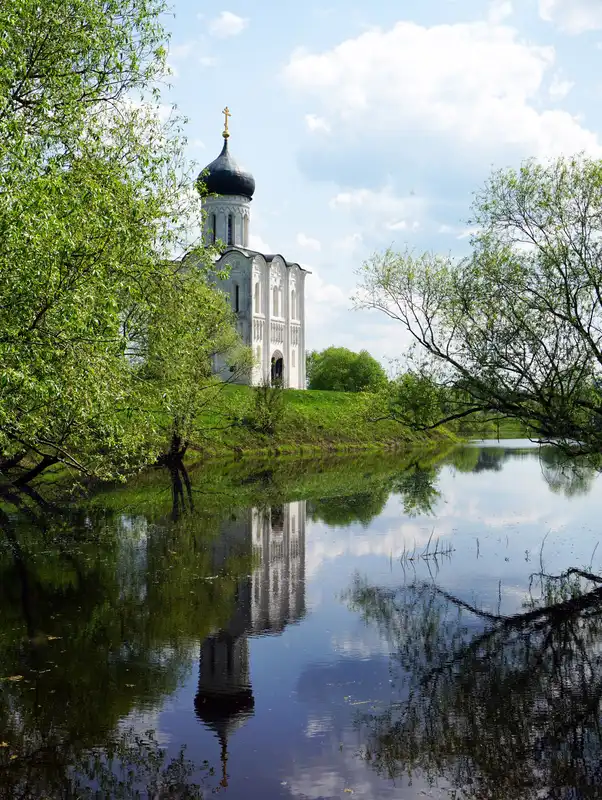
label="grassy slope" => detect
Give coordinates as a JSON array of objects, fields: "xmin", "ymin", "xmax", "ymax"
[{"xmin": 190, "ymin": 384, "xmax": 454, "ymax": 460}]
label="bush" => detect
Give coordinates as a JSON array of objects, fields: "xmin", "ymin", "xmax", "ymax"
[
  {"xmin": 307, "ymin": 347, "xmax": 387, "ymax": 393},
  {"xmin": 241, "ymin": 381, "xmax": 285, "ymax": 436}
]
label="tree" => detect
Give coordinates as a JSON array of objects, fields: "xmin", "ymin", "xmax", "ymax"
[
  {"xmin": 0, "ymin": 0, "xmax": 241, "ymax": 484},
  {"xmin": 355, "ymin": 155, "xmax": 602, "ymax": 456},
  {"xmin": 307, "ymin": 347, "xmax": 388, "ymax": 393}
]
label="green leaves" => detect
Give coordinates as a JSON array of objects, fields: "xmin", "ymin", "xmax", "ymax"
[
  {"xmin": 307, "ymin": 347, "xmax": 388, "ymax": 393},
  {"xmin": 356, "ymin": 155, "xmax": 602, "ymax": 455},
  {"xmin": 0, "ymin": 0, "xmax": 240, "ymax": 482}
]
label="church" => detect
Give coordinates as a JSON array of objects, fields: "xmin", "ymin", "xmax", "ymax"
[{"xmin": 197, "ymin": 108, "xmax": 309, "ymax": 389}]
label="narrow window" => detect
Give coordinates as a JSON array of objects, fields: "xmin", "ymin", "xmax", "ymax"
[
  {"xmin": 273, "ymin": 286, "xmax": 279, "ymax": 316},
  {"xmin": 234, "ymin": 283, "xmax": 240, "ymax": 313},
  {"xmin": 291, "ymin": 289, "xmax": 296, "ymax": 320},
  {"xmin": 256, "ymin": 345, "xmax": 261, "ymax": 362},
  {"xmin": 227, "ymin": 213, "xmax": 233, "ymax": 245},
  {"xmin": 254, "ymin": 282, "xmax": 260, "ymax": 312},
  {"xmin": 244, "ymin": 215, "xmax": 249, "ymax": 247},
  {"xmin": 292, "ymin": 349, "xmax": 296, "ymax": 368},
  {"xmin": 211, "ymin": 213, "xmax": 216, "ymax": 244}
]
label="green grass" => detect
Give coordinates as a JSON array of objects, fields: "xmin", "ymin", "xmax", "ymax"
[{"xmin": 189, "ymin": 383, "xmax": 455, "ymax": 461}]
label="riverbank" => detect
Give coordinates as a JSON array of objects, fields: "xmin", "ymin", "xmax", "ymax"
[{"xmin": 188, "ymin": 384, "xmax": 455, "ymax": 461}]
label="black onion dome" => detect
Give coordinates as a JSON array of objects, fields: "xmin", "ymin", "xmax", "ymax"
[{"xmin": 198, "ymin": 137, "xmax": 255, "ymax": 200}]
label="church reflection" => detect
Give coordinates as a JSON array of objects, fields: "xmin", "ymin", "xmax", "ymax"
[{"xmin": 195, "ymin": 501, "xmax": 306, "ymax": 786}]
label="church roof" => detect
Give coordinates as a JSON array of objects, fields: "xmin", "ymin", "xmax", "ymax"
[
  {"xmin": 221, "ymin": 246, "xmax": 312, "ymax": 273},
  {"xmin": 198, "ymin": 137, "xmax": 255, "ymax": 200}
]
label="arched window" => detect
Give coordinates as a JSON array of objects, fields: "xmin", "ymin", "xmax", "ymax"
[
  {"xmin": 243, "ymin": 215, "xmax": 249, "ymax": 247},
  {"xmin": 234, "ymin": 283, "xmax": 240, "ymax": 313},
  {"xmin": 227, "ymin": 213, "xmax": 233, "ymax": 245},
  {"xmin": 273, "ymin": 286, "xmax": 279, "ymax": 316},
  {"xmin": 291, "ymin": 289, "xmax": 296, "ymax": 320},
  {"xmin": 210, "ymin": 213, "xmax": 216, "ymax": 244},
  {"xmin": 254, "ymin": 282, "xmax": 260, "ymax": 313}
]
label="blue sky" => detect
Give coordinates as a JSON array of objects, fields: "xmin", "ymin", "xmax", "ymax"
[{"xmin": 161, "ymin": 0, "xmax": 602, "ymax": 366}]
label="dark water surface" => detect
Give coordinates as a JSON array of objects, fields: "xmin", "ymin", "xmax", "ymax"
[{"xmin": 3, "ymin": 440, "xmax": 602, "ymax": 798}]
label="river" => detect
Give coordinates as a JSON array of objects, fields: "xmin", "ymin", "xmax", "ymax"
[{"xmin": 1, "ymin": 439, "xmax": 602, "ymax": 798}]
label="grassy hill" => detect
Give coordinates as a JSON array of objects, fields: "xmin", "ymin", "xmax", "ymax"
[{"xmin": 189, "ymin": 384, "xmax": 454, "ymax": 461}]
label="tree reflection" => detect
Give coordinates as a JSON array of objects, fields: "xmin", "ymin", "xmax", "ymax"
[
  {"xmin": 0, "ymin": 474, "xmax": 250, "ymax": 797},
  {"xmin": 349, "ymin": 570, "xmax": 602, "ymax": 798},
  {"xmin": 539, "ymin": 448, "xmax": 598, "ymax": 498},
  {"xmin": 309, "ymin": 489, "xmax": 390, "ymax": 528},
  {"xmin": 390, "ymin": 465, "xmax": 441, "ymax": 516}
]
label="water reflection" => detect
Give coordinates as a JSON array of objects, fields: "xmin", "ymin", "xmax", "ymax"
[
  {"xmin": 2, "ymin": 441, "xmax": 602, "ymax": 797},
  {"xmin": 196, "ymin": 502, "xmax": 306, "ymax": 787},
  {"xmin": 349, "ymin": 568, "xmax": 602, "ymax": 798}
]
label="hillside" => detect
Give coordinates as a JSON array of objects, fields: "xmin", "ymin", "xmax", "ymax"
[{"xmin": 189, "ymin": 384, "xmax": 454, "ymax": 461}]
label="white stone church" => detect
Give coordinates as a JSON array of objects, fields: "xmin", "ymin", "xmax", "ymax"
[{"xmin": 197, "ymin": 109, "xmax": 309, "ymax": 389}]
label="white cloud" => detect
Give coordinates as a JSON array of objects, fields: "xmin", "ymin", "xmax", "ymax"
[
  {"xmin": 169, "ymin": 42, "xmax": 195, "ymax": 60},
  {"xmin": 539, "ymin": 0, "xmax": 602, "ymax": 34},
  {"xmin": 305, "ymin": 113, "xmax": 331, "ymax": 134},
  {"xmin": 549, "ymin": 72, "xmax": 574, "ymax": 100},
  {"xmin": 334, "ymin": 232, "xmax": 364, "ymax": 254},
  {"xmin": 296, "ymin": 232, "xmax": 322, "ymax": 251},
  {"xmin": 283, "ymin": 19, "xmax": 602, "ymax": 160},
  {"xmin": 386, "ymin": 219, "xmax": 420, "ymax": 232},
  {"xmin": 209, "ymin": 11, "xmax": 249, "ymax": 38},
  {"xmin": 330, "ymin": 186, "xmax": 426, "ymax": 234},
  {"xmin": 199, "ymin": 55, "xmax": 217, "ymax": 67},
  {"xmin": 305, "ymin": 270, "xmax": 348, "ymax": 315},
  {"xmin": 248, "ymin": 233, "xmax": 272, "ymax": 253},
  {"xmin": 488, "ymin": 0, "xmax": 513, "ymax": 24},
  {"xmin": 249, "ymin": 233, "xmax": 273, "ymax": 253}
]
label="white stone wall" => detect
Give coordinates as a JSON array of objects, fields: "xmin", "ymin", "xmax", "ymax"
[
  {"xmin": 203, "ymin": 195, "xmax": 251, "ymax": 248},
  {"xmin": 201, "ymin": 189, "xmax": 307, "ymax": 388}
]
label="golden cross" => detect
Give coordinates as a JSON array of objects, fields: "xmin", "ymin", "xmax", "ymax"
[{"xmin": 222, "ymin": 106, "xmax": 231, "ymax": 138}]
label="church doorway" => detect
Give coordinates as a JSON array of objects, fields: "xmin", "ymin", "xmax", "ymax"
[{"xmin": 270, "ymin": 351, "xmax": 284, "ymax": 386}]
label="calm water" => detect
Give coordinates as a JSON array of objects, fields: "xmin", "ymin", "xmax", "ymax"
[{"xmin": 3, "ymin": 440, "xmax": 602, "ymax": 798}]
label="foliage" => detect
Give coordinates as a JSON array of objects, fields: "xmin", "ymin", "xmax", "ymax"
[
  {"xmin": 240, "ymin": 380, "xmax": 286, "ymax": 436},
  {"xmin": 0, "ymin": 0, "xmax": 240, "ymax": 485},
  {"xmin": 355, "ymin": 155, "xmax": 602, "ymax": 457},
  {"xmin": 143, "ymin": 266, "xmax": 251, "ymax": 462},
  {"xmin": 377, "ymin": 371, "xmax": 444, "ymax": 429},
  {"xmin": 307, "ymin": 347, "xmax": 388, "ymax": 393}
]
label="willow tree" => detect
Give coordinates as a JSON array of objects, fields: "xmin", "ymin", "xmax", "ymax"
[
  {"xmin": 356, "ymin": 156, "xmax": 602, "ymax": 456},
  {"xmin": 0, "ymin": 0, "xmax": 241, "ymax": 484}
]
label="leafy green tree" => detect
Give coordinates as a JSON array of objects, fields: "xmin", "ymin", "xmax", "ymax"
[
  {"xmin": 379, "ymin": 371, "xmax": 444, "ymax": 429},
  {"xmin": 0, "ymin": 0, "xmax": 240, "ymax": 484},
  {"xmin": 307, "ymin": 347, "xmax": 388, "ymax": 393},
  {"xmin": 356, "ymin": 155, "xmax": 602, "ymax": 456}
]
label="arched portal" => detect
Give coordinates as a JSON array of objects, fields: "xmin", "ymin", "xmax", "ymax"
[{"xmin": 270, "ymin": 350, "xmax": 284, "ymax": 386}]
